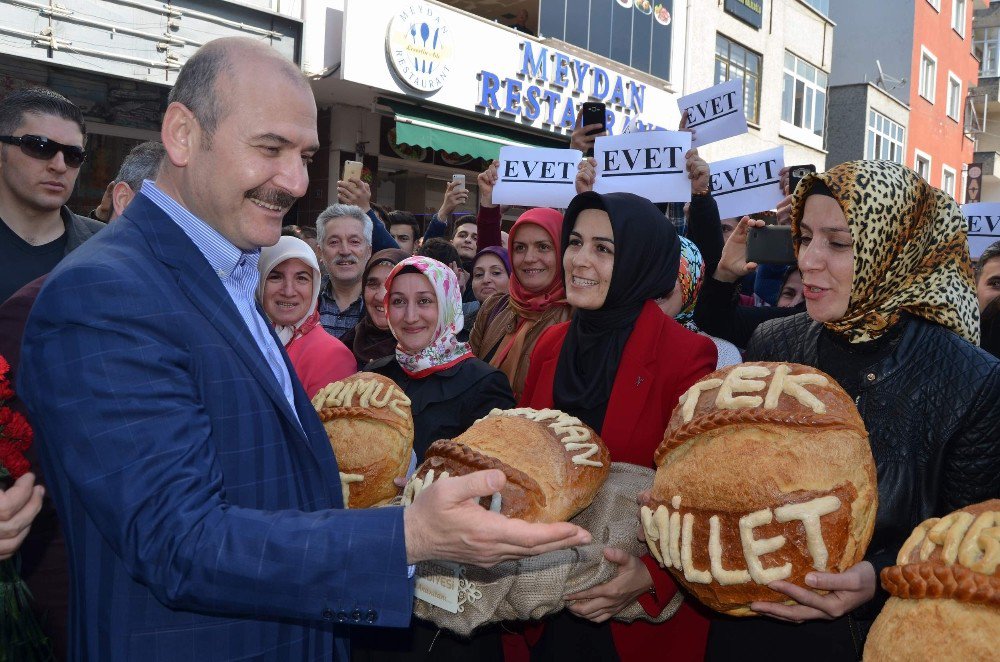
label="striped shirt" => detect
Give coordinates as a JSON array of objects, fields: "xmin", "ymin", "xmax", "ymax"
[
  {"xmin": 318, "ymin": 274, "xmax": 364, "ymax": 339},
  {"xmin": 140, "ymin": 180, "xmax": 299, "ymax": 422}
]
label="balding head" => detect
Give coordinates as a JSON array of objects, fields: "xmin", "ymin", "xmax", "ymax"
[{"xmin": 169, "ymin": 38, "xmax": 309, "ymax": 148}]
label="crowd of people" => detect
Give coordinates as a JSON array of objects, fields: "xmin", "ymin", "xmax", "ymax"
[{"xmin": 0, "ymin": 35, "xmax": 998, "ymax": 662}]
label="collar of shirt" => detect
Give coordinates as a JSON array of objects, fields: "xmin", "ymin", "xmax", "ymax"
[{"xmin": 140, "ymin": 180, "xmax": 259, "ymax": 281}]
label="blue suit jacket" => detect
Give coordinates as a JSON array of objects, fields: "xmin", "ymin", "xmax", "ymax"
[{"xmin": 18, "ymin": 193, "xmax": 413, "ymax": 661}]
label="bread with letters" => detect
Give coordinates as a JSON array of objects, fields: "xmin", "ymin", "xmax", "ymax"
[
  {"xmin": 640, "ymin": 362, "xmax": 877, "ymax": 616},
  {"xmin": 864, "ymin": 499, "xmax": 1000, "ymax": 661},
  {"xmin": 401, "ymin": 408, "xmax": 610, "ymax": 522},
  {"xmin": 311, "ymin": 373, "xmax": 413, "ymax": 508}
]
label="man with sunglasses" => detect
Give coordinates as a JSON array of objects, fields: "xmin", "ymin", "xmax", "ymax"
[{"xmin": 0, "ymin": 87, "xmax": 103, "ymax": 304}]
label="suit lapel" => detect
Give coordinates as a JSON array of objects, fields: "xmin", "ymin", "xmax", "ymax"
[{"xmin": 126, "ymin": 194, "xmax": 312, "ymax": 448}]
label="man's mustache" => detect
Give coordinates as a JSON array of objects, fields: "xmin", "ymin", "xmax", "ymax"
[{"xmin": 245, "ymin": 185, "xmax": 297, "ymax": 209}]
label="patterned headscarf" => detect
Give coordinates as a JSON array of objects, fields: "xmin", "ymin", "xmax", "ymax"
[
  {"xmin": 675, "ymin": 236, "xmax": 704, "ymax": 328},
  {"xmin": 791, "ymin": 160, "xmax": 979, "ymax": 344},
  {"xmin": 384, "ymin": 256, "xmax": 474, "ymax": 378}
]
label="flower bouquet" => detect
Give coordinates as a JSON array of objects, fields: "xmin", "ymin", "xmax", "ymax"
[{"xmin": 0, "ymin": 354, "xmax": 52, "ymax": 661}]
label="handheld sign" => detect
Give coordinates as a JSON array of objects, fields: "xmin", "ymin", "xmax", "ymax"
[
  {"xmin": 677, "ymin": 79, "xmax": 749, "ymax": 148},
  {"xmin": 709, "ymin": 147, "xmax": 785, "ymax": 219},
  {"xmin": 492, "ymin": 146, "xmax": 582, "ymax": 208},
  {"xmin": 593, "ymin": 130, "xmax": 692, "ymax": 203},
  {"xmin": 962, "ymin": 202, "xmax": 1000, "ymax": 259}
]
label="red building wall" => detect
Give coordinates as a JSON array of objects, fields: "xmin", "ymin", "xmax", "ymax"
[{"xmin": 909, "ymin": 0, "xmax": 979, "ymax": 198}]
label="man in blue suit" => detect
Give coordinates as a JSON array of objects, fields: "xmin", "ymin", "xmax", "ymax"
[{"xmin": 18, "ymin": 37, "xmax": 589, "ymax": 660}]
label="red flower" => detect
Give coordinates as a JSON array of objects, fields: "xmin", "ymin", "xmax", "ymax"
[
  {"xmin": 2, "ymin": 411, "xmax": 32, "ymax": 451},
  {"xmin": 0, "ymin": 377, "xmax": 12, "ymax": 402},
  {"xmin": 0, "ymin": 354, "xmax": 9, "ymax": 379}
]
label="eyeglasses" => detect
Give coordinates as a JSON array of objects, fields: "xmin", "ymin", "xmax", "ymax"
[{"xmin": 0, "ymin": 134, "xmax": 87, "ymax": 168}]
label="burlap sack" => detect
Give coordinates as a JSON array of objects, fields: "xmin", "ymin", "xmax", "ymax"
[{"xmin": 412, "ymin": 462, "xmax": 684, "ymax": 637}]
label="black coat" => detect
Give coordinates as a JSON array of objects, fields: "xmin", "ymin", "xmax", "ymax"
[
  {"xmin": 708, "ymin": 313, "xmax": 1000, "ymax": 661},
  {"xmin": 366, "ymin": 356, "xmax": 515, "ymax": 460}
]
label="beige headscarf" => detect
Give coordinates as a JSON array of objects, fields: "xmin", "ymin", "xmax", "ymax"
[
  {"xmin": 256, "ymin": 236, "xmax": 323, "ymax": 345},
  {"xmin": 791, "ymin": 160, "xmax": 979, "ymax": 345}
]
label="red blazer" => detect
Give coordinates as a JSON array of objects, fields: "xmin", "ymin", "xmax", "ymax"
[{"xmin": 519, "ymin": 300, "xmax": 717, "ymax": 662}]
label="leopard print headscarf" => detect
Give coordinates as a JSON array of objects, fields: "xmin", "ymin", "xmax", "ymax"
[{"xmin": 790, "ymin": 160, "xmax": 979, "ymax": 345}]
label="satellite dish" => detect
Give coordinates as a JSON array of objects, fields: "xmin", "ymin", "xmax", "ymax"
[{"xmin": 875, "ymin": 60, "xmax": 906, "ymax": 91}]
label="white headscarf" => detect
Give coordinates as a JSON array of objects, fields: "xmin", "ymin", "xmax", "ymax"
[{"xmin": 256, "ymin": 236, "xmax": 323, "ymax": 345}]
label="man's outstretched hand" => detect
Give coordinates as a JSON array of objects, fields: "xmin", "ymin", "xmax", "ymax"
[{"xmin": 404, "ymin": 469, "xmax": 592, "ymax": 567}]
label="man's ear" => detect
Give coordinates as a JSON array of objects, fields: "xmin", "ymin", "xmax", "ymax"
[
  {"xmin": 111, "ymin": 181, "xmax": 134, "ymax": 219},
  {"xmin": 160, "ymin": 101, "xmax": 199, "ymax": 167}
]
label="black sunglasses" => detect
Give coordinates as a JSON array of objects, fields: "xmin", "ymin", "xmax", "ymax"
[{"xmin": 0, "ymin": 134, "xmax": 87, "ymax": 168}]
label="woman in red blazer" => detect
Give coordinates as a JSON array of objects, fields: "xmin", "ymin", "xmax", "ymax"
[{"xmin": 518, "ymin": 191, "xmax": 717, "ymax": 661}]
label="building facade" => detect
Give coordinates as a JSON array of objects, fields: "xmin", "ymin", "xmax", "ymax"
[
  {"xmin": 0, "ymin": 0, "xmax": 302, "ymax": 215},
  {"xmin": 828, "ymin": 0, "xmax": 980, "ymax": 201},
  {"xmin": 972, "ymin": 1, "xmax": 1000, "ymax": 202}
]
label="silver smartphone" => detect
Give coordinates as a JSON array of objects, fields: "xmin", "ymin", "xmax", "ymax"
[{"xmin": 342, "ymin": 160, "xmax": 363, "ymax": 181}]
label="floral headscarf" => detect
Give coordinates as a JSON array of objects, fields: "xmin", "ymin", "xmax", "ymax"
[
  {"xmin": 384, "ymin": 256, "xmax": 474, "ymax": 378},
  {"xmin": 675, "ymin": 236, "xmax": 704, "ymax": 328},
  {"xmin": 791, "ymin": 160, "xmax": 979, "ymax": 344}
]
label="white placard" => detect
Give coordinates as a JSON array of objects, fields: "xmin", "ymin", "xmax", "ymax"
[
  {"xmin": 414, "ymin": 561, "xmax": 463, "ymax": 613},
  {"xmin": 962, "ymin": 203, "xmax": 1000, "ymax": 259},
  {"xmin": 709, "ymin": 147, "xmax": 785, "ymax": 219},
  {"xmin": 677, "ymin": 79, "xmax": 749, "ymax": 148},
  {"xmin": 492, "ymin": 146, "xmax": 582, "ymax": 208},
  {"xmin": 593, "ymin": 130, "xmax": 692, "ymax": 203}
]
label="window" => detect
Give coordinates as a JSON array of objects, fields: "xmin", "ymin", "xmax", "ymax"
[
  {"xmin": 947, "ymin": 73, "xmax": 962, "ymax": 121},
  {"xmin": 715, "ymin": 34, "xmax": 763, "ymax": 124},
  {"xmin": 942, "ymin": 165, "xmax": 957, "ymax": 197},
  {"xmin": 975, "ymin": 27, "xmax": 1000, "ymax": 77},
  {"xmin": 915, "ymin": 150, "xmax": 932, "ymax": 181},
  {"xmin": 952, "ymin": 0, "xmax": 967, "ymax": 36},
  {"xmin": 801, "ymin": 0, "xmax": 829, "ymax": 14},
  {"xmin": 781, "ymin": 52, "xmax": 828, "ymax": 136},
  {"xmin": 919, "ymin": 48, "xmax": 937, "ymax": 103},
  {"xmin": 866, "ymin": 111, "xmax": 906, "ymax": 163}
]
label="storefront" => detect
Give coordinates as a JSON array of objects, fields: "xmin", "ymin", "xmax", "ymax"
[{"xmin": 302, "ymin": 0, "xmax": 685, "ymax": 226}]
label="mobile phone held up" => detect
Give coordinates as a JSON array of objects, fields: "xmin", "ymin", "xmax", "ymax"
[
  {"xmin": 342, "ymin": 160, "xmax": 363, "ymax": 182},
  {"xmin": 746, "ymin": 225, "xmax": 796, "ymax": 265},
  {"xmin": 581, "ymin": 102, "xmax": 606, "ymax": 157},
  {"xmin": 452, "ymin": 173, "xmax": 466, "ymax": 191},
  {"xmin": 787, "ymin": 164, "xmax": 817, "ymax": 194}
]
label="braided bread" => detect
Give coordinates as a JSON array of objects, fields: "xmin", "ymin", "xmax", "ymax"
[
  {"xmin": 865, "ymin": 500, "xmax": 1000, "ymax": 661},
  {"xmin": 641, "ymin": 362, "xmax": 877, "ymax": 616},
  {"xmin": 402, "ymin": 408, "xmax": 610, "ymax": 522},
  {"xmin": 311, "ymin": 373, "xmax": 414, "ymax": 508}
]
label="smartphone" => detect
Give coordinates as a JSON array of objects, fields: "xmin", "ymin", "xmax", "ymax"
[
  {"xmin": 747, "ymin": 225, "xmax": 796, "ymax": 265},
  {"xmin": 452, "ymin": 173, "xmax": 466, "ymax": 191},
  {"xmin": 342, "ymin": 160, "xmax": 363, "ymax": 182},
  {"xmin": 788, "ymin": 164, "xmax": 817, "ymax": 193},
  {"xmin": 581, "ymin": 102, "xmax": 607, "ymax": 157}
]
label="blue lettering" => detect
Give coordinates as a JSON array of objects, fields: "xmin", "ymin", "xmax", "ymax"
[
  {"xmin": 503, "ymin": 78, "xmax": 523, "ymax": 116},
  {"xmin": 477, "ymin": 71, "xmax": 501, "ymax": 111},
  {"xmin": 541, "ymin": 90, "xmax": 561, "ymax": 125},
  {"xmin": 519, "ymin": 42, "xmax": 548, "ymax": 81},
  {"xmin": 559, "ymin": 98, "xmax": 576, "ymax": 129},
  {"xmin": 553, "ymin": 53, "xmax": 571, "ymax": 89},
  {"xmin": 629, "ymin": 82, "xmax": 646, "ymax": 114},
  {"xmin": 609, "ymin": 77, "xmax": 627, "ymax": 108},
  {"xmin": 571, "ymin": 60, "xmax": 591, "ymax": 95},
  {"xmin": 524, "ymin": 85, "xmax": 543, "ymax": 121},
  {"xmin": 592, "ymin": 68, "xmax": 609, "ymax": 100},
  {"xmin": 605, "ymin": 109, "xmax": 616, "ymax": 134}
]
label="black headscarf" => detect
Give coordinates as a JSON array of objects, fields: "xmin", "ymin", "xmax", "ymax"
[
  {"xmin": 553, "ymin": 192, "xmax": 681, "ymax": 432},
  {"xmin": 350, "ymin": 248, "xmax": 410, "ymax": 367}
]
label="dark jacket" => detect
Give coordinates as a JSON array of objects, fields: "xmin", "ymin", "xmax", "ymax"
[
  {"xmin": 367, "ymin": 356, "xmax": 515, "ymax": 460},
  {"xmin": 708, "ymin": 313, "xmax": 1000, "ymax": 661},
  {"xmin": 64, "ymin": 206, "xmax": 105, "ymax": 254}
]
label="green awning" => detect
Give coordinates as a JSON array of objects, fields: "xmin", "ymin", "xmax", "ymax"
[{"xmin": 382, "ymin": 98, "xmax": 563, "ymax": 162}]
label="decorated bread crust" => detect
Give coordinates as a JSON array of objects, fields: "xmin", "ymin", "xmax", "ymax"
[
  {"xmin": 402, "ymin": 408, "xmax": 610, "ymax": 523},
  {"xmin": 880, "ymin": 500, "xmax": 1000, "ymax": 607},
  {"xmin": 641, "ymin": 362, "xmax": 877, "ymax": 616},
  {"xmin": 311, "ymin": 373, "xmax": 414, "ymax": 508}
]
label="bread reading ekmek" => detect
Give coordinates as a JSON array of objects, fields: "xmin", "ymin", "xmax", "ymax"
[
  {"xmin": 402, "ymin": 408, "xmax": 610, "ymax": 523},
  {"xmin": 865, "ymin": 499, "xmax": 1000, "ymax": 661},
  {"xmin": 311, "ymin": 373, "xmax": 414, "ymax": 508},
  {"xmin": 641, "ymin": 362, "xmax": 877, "ymax": 616}
]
